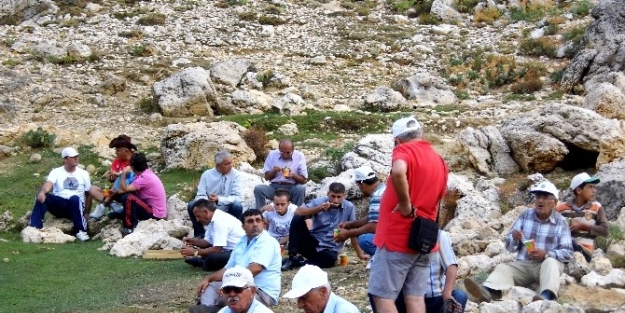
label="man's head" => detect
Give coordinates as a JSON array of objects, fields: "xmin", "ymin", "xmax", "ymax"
[
  {"xmin": 278, "ymin": 139, "xmax": 294, "ymax": 160},
  {"xmin": 220, "ymin": 266, "xmax": 257, "ymax": 313},
  {"xmin": 215, "ymin": 151, "xmax": 233, "ymax": 175},
  {"xmin": 192, "ymin": 199, "xmax": 217, "ymax": 226},
  {"xmin": 130, "ymin": 153, "xmax": 149, "ymax": 173},
  {"xmin": 109, "ymin": 135, "xmax": 137, "ymax": 161},
  {"xmin": 353, "ymin": 165, "xmax": 378, "ymax": 196},
  {"xmin": 273, "ymin": 189, "xmax": 291, "ymax": 216},
  {"xmin": 530, "ymin": 181, "xmax": 559, "ymax": 220},
  {"xmin": 392, "ymin": 116, "xmax": 423, "ymax": 146},
  {"xmin": 283, "ymin": 265, "xmax": 332, "ymax": 313},
  {"xmin": 241, "ymin": 209, "xmax": 263, "ymax": 239},
  {"xmin": 327, "ymin": 182, "xmax": 346, "ymax": 207},
  {"xmin": 61, "ymin": 147, "xmax": 80, "ymax": 169},
  {"xmin": 570, "ymin": 172, "xmax": 600, "ymax": 203}
]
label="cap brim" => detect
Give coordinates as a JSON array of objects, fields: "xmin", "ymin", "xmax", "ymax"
[
  {"xmin": 283, "ymin": 287, "xmax": 312, "ymax": 299},
  {"xmin": 221, "ymin": 281, "xmax": 248, "ymax": 289},
  {"xmin": 583, "ymin": 177, "xmax": 600, "ymax": 184}
]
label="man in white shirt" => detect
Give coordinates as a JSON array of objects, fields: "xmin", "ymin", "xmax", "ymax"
[
  {"xmin": 182, "ymin": 199, "xmax": 245, "ymax": 271},
  {"xmin": 29, "ymin": 147, "xmax": 91, "ymax": 242},
  {"xmin": 260, "ymin": 188, "xmax": 296, "ymax": 245},
  {"xmin": 188, "ymin": 151, "xmax": 245, "ymax": 237}
]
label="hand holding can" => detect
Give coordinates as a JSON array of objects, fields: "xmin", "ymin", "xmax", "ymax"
[
  {"xmin": 282, "ymin": 167, "xmax": 291, "ymax": 177},
  {"xmin": 524, "ymin": 239, "xmax": 535, "ymax": 251}
]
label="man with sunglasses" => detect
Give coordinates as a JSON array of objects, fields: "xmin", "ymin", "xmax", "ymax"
[
  {"xmin": 192, "ymin": 209, "xmax": 281, "ymax": 313},
  {"xmin": 216, "ymin": 266, "xmax": 273, "ymax": 313},
  {"xmin": 254, "ymin": 139, "xmax": 308, "ymax": 210}
]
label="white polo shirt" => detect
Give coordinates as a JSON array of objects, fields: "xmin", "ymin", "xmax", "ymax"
[{"xmin": 204, "ymin": 209, "xmax": 245, "ymax": 250}]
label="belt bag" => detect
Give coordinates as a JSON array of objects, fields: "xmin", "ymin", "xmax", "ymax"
[{"xmin": 408, "ymin": 215, "xmax": 439, "ymax": 254}]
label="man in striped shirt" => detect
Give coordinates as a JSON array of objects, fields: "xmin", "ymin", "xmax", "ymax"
[{"xmin": 465, "ymin": 181, "xmax": 573, "ymax": 303}]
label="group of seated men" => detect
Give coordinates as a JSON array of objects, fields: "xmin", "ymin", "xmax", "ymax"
[{"xmin": 27, "ymin": 129, "xmax": 610, "ymax": 313}]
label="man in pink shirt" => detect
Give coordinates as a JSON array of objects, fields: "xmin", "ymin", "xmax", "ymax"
[{"xmin": 116, "ymin": 153, "xmax": 167, "ymax": 236}]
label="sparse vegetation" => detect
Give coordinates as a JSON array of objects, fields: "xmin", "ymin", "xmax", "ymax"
[
  {"xmin": 242, "ymin": 128, "xmax": 270, "ymax": 162},
  {"xmin": 136, "ymin": 13, "xmax": 167, "ymax": 25},
  {"xmin": 20, "ymin": 127, "xmax": 56, "ymax": 149},
  {"xmin": 238, "ymin": 11, "xmax": 257, "ymax": 21},
  {"xmin": 256, "ymin": 70, "xmax": 275, "ymax": 88},
  {"xmin": 215, "ymin": 0, "xmax": 248, "ymax": 7},
  {"xmin": 474, "ymin": 7, "xmax": 502, "ymax": 24},
  {"xmin": 519, "ymin": 37, "xmax": 558, "ymax": 58},
  {"xmin": 112, "ymin": 11, "xmax": 137, "ymax": 19},
  {"xmin": 118, "ymin": 29, "xmax": 144, "ymax": 39},
  {"xmin": 597, "ymin": 224, "xmax": 624, "ymax": 252},
  {"xmin": 258, "ymin": 15, "xmax": 286, "ymax": 25},
  {"xmin": 454, "ymin": 0, "xmax": 480, "ymax": 13},
  {"xmin": 137, "ymin": 97, "xmax": 160, "ymax": 114},
  {"xmin": 571, "ymin": 0, "xmax": 593, "ymax": 17},
  {"xmin": 2, "ymin": 59, "xmax": 20, "ymax": 67},
  {"xmin": 509, "ymin": 0, "xmax": 555, "ymax": 22},
  {"xmin": 46, "ymin": 55, "xmax": 80, "ymax": 65},
  {"xmin": 308, "ymin": 167, "xmax": 333, "ymax": 183},
  {"xmin": 129, "ymin": 43, "xmax": 151, "ymax": 57},
  {"xmin": 510, "ymin": 77, "xmax": 543, "ymax": 94},
  {"xmin": 418, "ymin": 13, "xmax": 440, "ymax": 25}
]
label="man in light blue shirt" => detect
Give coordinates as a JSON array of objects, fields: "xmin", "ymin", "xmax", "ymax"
[
  {"xmin": 282, "ymin": 182, "xmax": 364, "ymax": 271},
  {"xmin": 192, "ymin": 209, "xmax": 281, "ymax": 313},
  {"xmin": 188, "ymin": 151, "xmax": 245, "ymax": 237},
  {"xmin": 283, "ymin": 265, "xmax": 360, "ymax": 313}
]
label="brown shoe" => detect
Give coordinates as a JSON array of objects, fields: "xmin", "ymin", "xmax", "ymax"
[
  {"xmin": 532, "ymin": 295, "xmax": 544, "ymax": 302},
  {"xmin": 463, "ymin": 277, "xmax": 492, "ymax": 303}
]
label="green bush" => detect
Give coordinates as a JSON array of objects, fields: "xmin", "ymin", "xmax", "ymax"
[
  {"xmin": 597, "ymin": 224, "xmax": 625, "ymax": 252},
  {"xmin": 510, "ymin": 78, "xmax": 543, "ymax": 94},
  {"xmin": 519, "ymin": 37, "xmax": 558, "ymax": 58},
  {"xmin": 137, "ymin": 97, "xmax": 160, "ymax": 114},
  {"xmin": 388, "ymin": 0, "xmax": 433, "ymax": 14},
  {"xmin": 563, "ymin": 24, "xmax": 587, "ymax": 45},
  {"xmin": 256, "ymin": 70, "xmax": 275, "ymax": 88},
  {"xmin": 308, "ymin": 167, "xmax": 333, "ymax": 183},
  {"xmin": 46, "ymin": 55, "xmax": 80, "ymax": 65},
  {"xmin": 454, "ymin": 0, "xmax": 480, "ymax": 13},
  {"xmin": 418, "ymin": 13, "xmax": 440, "ymax": 25},
  {"xmin": 258, "ymin": 15, "xmax": 286, "ymax": 25},
  {"xmin": 473, "ymin": 7, "xmax": 501, "ymax": 24},
  {"xmin": 571, "ymin": 0, "xmax": 593, "ymax": 17},
  {"xmin": 21, "ymin": 127, "xmax": 56, "ymax": 148}
]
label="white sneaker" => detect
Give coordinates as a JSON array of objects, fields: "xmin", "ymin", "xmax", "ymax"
[
  {"xmin": 110, "ymin": 202, "xmax": 123, "ymax": 213},
  {"xmin": 89, "ymin": 203, "xmax": 106, "ymax": 220},
  {"xmin": 76, "ymin": 230, "xmax": 90, "ymax": 242}
]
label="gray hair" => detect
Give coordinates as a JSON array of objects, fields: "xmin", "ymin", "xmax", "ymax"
[
  {"xmin": 396, "ymin": 129, "xmax": 423, "ymax": 141},
  {"xmin": 214, "ymin": 151, "xmax": 232, "ymax": 165}
]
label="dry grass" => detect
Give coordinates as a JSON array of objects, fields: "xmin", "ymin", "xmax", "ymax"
[
  {"xmin": 474, "ymin": 7, "xmax": 502, "ymax": 24},
  {"xmin": 243, "ymin": 128, "xmax": 270, "ymax": 162}
]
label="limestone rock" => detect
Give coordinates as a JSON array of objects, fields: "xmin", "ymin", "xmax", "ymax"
[
  {"xmin": 581, "ymin": 269, "xmax": 625, "ymax": 288},
  {"xmin": 477, "ymin": 299, "xmax": 521, "ymax": 312},
  {"xmin": 392, "ymin": 73, "xmax": 458, "ymax": 107},
  {"xmin": 0, "ymin": 211, "xmax": 13, "ymax": 232},
  {"xmin": 166, "ymin": 195, "xmax": 189, "ymax": 222},
  {"xmin": 109, "ymin": 219, "xmax": 191, "ymax": 258},
  {"xmin": 431, "ymin": 0, "xmax": 463, "ymax": 23},
  {"xmin": 522, "ymin": 301, "xmax": 585, "ymax": 313},
  {"xmin": 272, "ymin": 93, "xmax": 310, "ymax": 115},
  {"xmin": 456, "ymin": 126, "xmax": 519, "ymax": 177},
  {"xmin": 67, "ymin": 43, "xmax": 92, "ymax": 59},
  {"xmin": 29, "ymin": 153, "xmax": 42, "ymax": 163},
  {"xmin": 608, "ymin": 242, "xmax": 625, "ymax": 258},
  {"xmin": 210, "ymin": 58, "xmax": 254, "ymax": 87},
  {"xmin": 583, "ymin": 83, "xmax": 625, "ymax": 120},
  {"xmin": 484, "ymin": 240, "xmax": 505, "ymax": 257},
  {"xmin": 561, "ymin": 0, "xmax": 625, "ymax": 92},
  {"xmin": 95, "ymin": 220, "xmax": 123, "ymax": 251},
  {"xmin": 152, "ymin": 67, "xmax": 220, "ymax": 117},
  {"xmin": 591, "ymin": 256, "xmax": 614, "ymax": 276},
  {"xmin": 0, "ymin": 0, "xmax": 52, "ymax": 22},
  {"xmin": 596, "ymin": 159, "xmax": 625, "ymax": 219},
  {"xmin": 21, "ymin": 226, "xmax": 76, "ymax": 244},
  {"xmin": 568, "ymin": 252, "xmax": 591, "ymax": 279},
  {"xmin": 161, "ymin": 121, "xmax": 256, "ymax": 170},
  {"xmin": 45, "ymin": 216, "xmax": 74, "ymax": 234},
  {"xmin": 229, "ymin": 89, "xmax": 272, "ymax": 114},
  {"xmin": 503, "ymin": 286, "xmax": 536, "ymax": 307},
  {"xmin": 98, "ymin": 74, "xmax": 126, "ymax": 96},
  {"xmin": 278, "ymin": 122, "xmax": 298, "ymax": 136},
  {"xmin": 363, "ymin": 87, "xmax": 406, "ymax": 112},
  {"xmin": 340, "ymin": 134, "xmax": 393, "ymax": 175},
  {"xmin": 33, "ymin": 40, "xmax": 67, "ymax": 58}
]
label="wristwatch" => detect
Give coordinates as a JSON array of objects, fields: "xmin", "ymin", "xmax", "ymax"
[{"xmin": 194, "ymin": 249, "xmax": 199, "ymax": 257}]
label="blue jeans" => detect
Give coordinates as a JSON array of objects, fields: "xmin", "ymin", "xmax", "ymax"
[
  {"xmin": 369, "ymin": 289, "xmax": 468, "ymax": 313},
  {"xmin": 29, "ymin": 194, "xmax": 87, "ymax": 233},
  {"xmin": 358, "ymin": 233, "xmax": 377, "ymax": 256},
  {"xmin": 187, "ymin": 200, "xmax": 243, "ymax": 237}
]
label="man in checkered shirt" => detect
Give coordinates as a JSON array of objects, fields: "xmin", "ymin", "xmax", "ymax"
[{"xmin": 464, "ymin": 181, "xmax": 573, "ymax": 303}]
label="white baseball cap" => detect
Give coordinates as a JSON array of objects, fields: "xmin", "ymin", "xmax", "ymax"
[
  {"xmin": 283, "ymin": 265, "xmax": 329, "ymax": 298},
  {"xmin": 392, "ymin": 116, "xmax": 422, "ymax": 138},
  {"xmin": 569, "ymin": 172, "xmax": 600, "ymax": 190},
  {"xmin": 221, "ymin": 266, "xmax": 255, "ymax": 288},
  {"xmin": 353, "ymin": 165, "xmax": 376, "ymax": 182},
  {"xmin": 530, "ymin": 181, "xmax": 559, "ymax": 199},
  {"xmin": 61, "ymin": 147, "xmax": 79, "ymax": 158}
]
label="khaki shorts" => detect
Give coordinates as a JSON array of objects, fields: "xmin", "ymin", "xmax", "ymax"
[{"xmin": 368, "ymin": 246, "xmax": 431, "ymax": 299}]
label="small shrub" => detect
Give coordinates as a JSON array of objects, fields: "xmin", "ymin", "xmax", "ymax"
[
  {"xmin": 46, "ymin": 55, "xmax": 80, "ymax": 65},
  {"xmin": 256, "ymin": 70, "xmax": 275, "ymax": 88},
  {"xmin": 418, "ymin": 13, "xmax": 440, "ymax": 25},
  {"xmin": 215, "ymin": 0, "xmax": 248, "ymax": 7},
  {"xmin": 325, "ymin": 144, "xmax": 354, "ymax": 163},
  {"xmin": 544, "ymin": 24, "xmax": 559, "ymax": 36},
  {"xmin": 510, "ymin": 78, "xmax": 543, "ymax": 94},
  {"xmin": 21, "ymin": 127, "xmax": 56, "ymax": 148},
  {"xmin": 597, "ymin": 224, "xmax": 625, "ymax": 252},
  {"xmin": 609, "ymin": 255, "xmax": 625, "ymax": 269},
  {"xmin": 137, "ymin": 97, "xmax": 160, "ymax": 114},
  {"xmin": 547, "ymin": 16, "xmax": 565, "ymax": 25},
  {"xmin": 86, "ymin": 51, "xmax": 101, "ymax": 62},
  {"xmin": 454, "ymin": 0, "xmax": 480, "ymax": 13},
  {"xmin": 563, "ymin": 24, "xmax": 587, "ymax": 45},
  {"xmin": 550, "ymin": 69, "xmax": 564, "ymax": 84},
  {"xmin": 129, "ymin": 43, "xmax": 151, "ymax": 57},
  {"xmin": 242, "ymin": 128, "xmax": 269, "ymax": 161},
  {"xmin": 509, "ymin": 0, "xmax": 554, "ymax": 22},
  {"xmin": 238, "ymin": 11, "xmax": 257, "ymax": 21},
  {"xmin": 258, "ymin": 15, "xmax": 286, "ymax": 25},
  {"xmin": 113, "ymin": 11, "xmax": 137, "ymax": 19},
  {"xmin": 118, "ymin": 29, "xmax": 144, "ymax": 39},
  {"xmin": 263, "ymin": 4, "xmax": 283, "ymax": 14},
  {"xmin": 519, "ymin": 37, "xmax": 558, "ymax": 58},
  {"xmin": 60, "ymin": 19, "xmax": 82, "ymax": 27},
  {"xmin": 2, "ymin": 59, "xmax": 20, "ymax": 67},
  {"xmin": 308, "ymin": 167, "xmax": 332, "ymax": 182},
  {"xmin": 454, "ymin": 89, "xmax": 470, "ymax": 100},
  {"xmin": 474, "ymin": 7, "xmax": 502, "ymax": 24},
  {"xmin": 137, "ymin": 13, "xmax": 166, "ymax": 25},
  {"xmin": 388, "ymin": 0, "xmax": 433, "ymax": 14},
  {"xmin": 571, "ymin": 0, "xmax": 593, "ymax": 17}
]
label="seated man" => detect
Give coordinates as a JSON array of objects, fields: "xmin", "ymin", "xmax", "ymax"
[
  {"xmin": 116, "ymin": 153, "xmax": 167, "ymax": 236},
  {"xmin": 370, "ymin": 230, "xmax": 468, "ymax": 313},
  {"xmin": 188, "ymin": 151, "xmax": 244, "ymax": 238},
  {"xmin": 282, "ymin": 182, "xmax": 364, "ymax": 270},
  {"xmin": 464, "ymin": 181, "xmax": 573, "ymax": 303},
  {"xmin": 283, "ymin": 264, "xmax": 360, "ymax": 313},
  {"xmin": 254, "ymin": 139, "xmax": 307, "ymax": 209},
  {"xmin": 216, "ymin": 266, "xmax": 274, "ymax": 313},
  {"xmin": 182, "ymin": 199, "xmax": 245, "ymax": 271},
  {"xmin": 556, "ymin": 172, "xmax": 608, "ymax": 262},
  {"xmin": 89, "ymin": 135, "xmax": 136, "ymax": 220},
  {"xmin": 335, "ymin": 165, "xmax": 385, "ymax": 259},
  {"xmin": 193, "ymin": 209, "xmax": 281, "ymax": 313},
  {"xmin": 29, "ymin": 147, "xmax": 91, "ymax": 241},
  {"xmin": 260, "ymin": 188, "xmax": 296, "ymax": 246}
]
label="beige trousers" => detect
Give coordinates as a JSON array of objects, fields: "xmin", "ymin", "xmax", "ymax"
[{"xmin": 483, "ymin": 258, "xmax": 564, "ymax": 297}]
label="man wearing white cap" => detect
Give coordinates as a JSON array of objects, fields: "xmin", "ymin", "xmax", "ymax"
[
  {"xmin": 29, "ymin": 147, "xmax": 91, "ymax": 241},
  {"xmin": 368, "ymin": 116, "xmax": 448, "ymax": 313},
  {"xmin": 283, "ymin": 264, "xmax": 360, "ymax": 313},
  {"xmin": 216, "ymin": 266, "xmax": 274, "ymax": 313},
  {"xmin": 464, "ymin": 181, "xmax": 573, "ymax": 303},
  {"xmin": 556, "ymin": 172, "xmax": 608, "ymax": 262},
  {"xmin": 334, "ymin": 165, "xmax": 386, "ymax": 258}
]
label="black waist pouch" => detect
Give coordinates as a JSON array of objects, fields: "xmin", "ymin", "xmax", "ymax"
[{"xmin": 408, "ymin": 216, "xmax": 439, "ymax": 254}]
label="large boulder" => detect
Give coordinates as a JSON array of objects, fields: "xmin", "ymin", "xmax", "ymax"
[
  {"xmin": 340, "ymin": 134, "xmax": 393, "ymax": 175},
  {"xmin": 161, "ymin": 121, "xmax": 256, "ymax": 170},
  {"xmin": 430, "ymin": 0, "xmax": 463, "ymax": 23},
  {"xmin": 209, "ymin": 58, "xmax": 254, "ymax": 87},
  {"xmin": 363, "ymin": 87, "xmax": 406, "ymax": 112},
  {"xmin": 595, "ymin": 158, "xmax": 625, "ymax": 219},
  {"xmin": 583, "ymin": 82, "xmax": 625, "ymax": 120},
  {"xmin": 456, "ymin": 126, "xmax": 520, "ymax": 177},
  {"xmin": 21, "ymin": 226, "xmax": 76, "ymax": 244},
  {"xmin": 0, "ymin": 0, "xmax": 54, "ymax": 23},
  {"xmin": 500, "ymin": 103, "xmax": 625, "ymax": 172},
  {"xmin": 561, "ymin": 0, "xmax": 625, "ymax": 92},
  {"xmin": 152, "ymin": 67, "xmax": 221, "ymax": 117},
  {"xmin": 392, "ymin": 73, "xmax": 458, "ymax": 107},
  {"xmin": 228, "ymin": 89, "xmax": 273, "ymax": 114},
  {"xmin": 108, "ymin": 219, "xmax": 191, "ymax": 258}
]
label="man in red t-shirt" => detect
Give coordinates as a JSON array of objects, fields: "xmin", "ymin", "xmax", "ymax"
[{"xmin": 368, "ymin": 116, "xmax": 448, "ymax": 313}]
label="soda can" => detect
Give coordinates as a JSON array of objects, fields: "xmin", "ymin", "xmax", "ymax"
[
  {"xmin": 333, "ymin": 229, "xmax": 340, "ymax": 240},
  {"xmin": 524, "ymin": 239, "xmax": 535, "ymax": 251},
  {"xmin": 339, "ymin": 253, "xmax": 348, "ymax": 266}
]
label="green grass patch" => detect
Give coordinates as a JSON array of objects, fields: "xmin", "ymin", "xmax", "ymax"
[
  {"xmin": 571, "ymin": 0, "xmax": 593, "ymax": 17},
  {"xmin": 519, "ymin": 37, "xmax": 558, "ymax": 58},
  {"xmin": 597, "ymin": 224, "xmax": 624, "ymax": 252}
]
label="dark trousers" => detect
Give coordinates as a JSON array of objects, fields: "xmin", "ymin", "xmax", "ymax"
[
  {"xmin": 369, "ymin": 289, "xmax": 468, "ymax": 313},
  {"xmin": 121, "ymin": 193, "xmax": 157, "ymax": 228},
  {"xmin": 288, "ymin": 215, "xmax": 338, "ymax": 268},
  {"xmin": 572, "ymin": 241, "xmax": 592, "ymax": 262},
  {"xmin": 202, "ymin": 250, "xmax": 232, "ymax": 271},
  {"xmin": 29, "ymin": 194, "xmax": 86, "ymax": 233}
]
